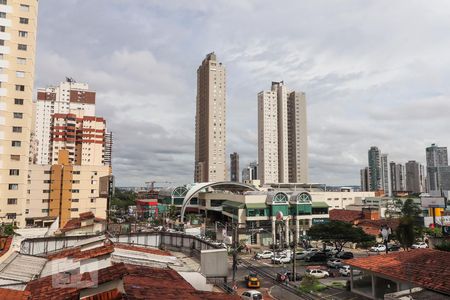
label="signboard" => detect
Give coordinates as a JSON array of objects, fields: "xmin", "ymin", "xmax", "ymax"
[
  {"xmin": 421, "ymin": 197, "xmax": 445, "ymax": 208},
  {"xmin": 312, "ymin": 218, "xmax": 329, "ymax": 225}
]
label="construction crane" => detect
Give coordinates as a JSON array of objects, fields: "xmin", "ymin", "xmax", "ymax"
[{"xmin": 145, "ymin": 181, "xmax": 174, "ymax": 190}]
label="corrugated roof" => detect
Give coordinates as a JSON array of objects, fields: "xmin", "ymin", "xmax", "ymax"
[{"xmin": 0, "ymin": 252, "xmax": 47, "ymax": 290}]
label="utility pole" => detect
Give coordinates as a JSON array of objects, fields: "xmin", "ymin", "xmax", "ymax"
[
  {"xmin": 292, "ymin": 216, "xmax": 297, "ymax": 282},
  {"xmin": 232, "ymin": 222, "xmax": 238, "ymax": 284}
]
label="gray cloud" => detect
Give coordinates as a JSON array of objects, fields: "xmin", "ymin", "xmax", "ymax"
[{"xmin": 35, "ymin": 0, "xmax": 450, "ymax": 186}]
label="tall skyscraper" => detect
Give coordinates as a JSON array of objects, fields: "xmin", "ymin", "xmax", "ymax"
[
  {"xmin": 35, "ymin": 80, "xmax": 96, "ymax": 165},
  {"xmin": 405, "ymin": 160, "xmax": 421, "ymax": 194},
  {"xmin": 426, "ymin": 143, "xmax": 450, "ymax": 191},
  {"xmin": 0, "ymin": 0, "xmax": 38, "ymax": 227},
  {"xmin": 194, "ymin": 52, "xmax": 226, "ymax": 182},
  {"xmin": 360, "ymin": 167, "xmax": 370, "ymax": 191},
  {"xmin": 230, "ymin": 152, "xmax": 239, "ymax": 182},
  {"xmin": 258, "ymin": 81, "xmax": 308, "ymax": 184},
  {"xmin": 242, "ymin": 161, "xmax": 258, "ymax": 182},
  {"xmin": 368, "ymin": 146, "xmax": 382, "ymax": 191},
  {"xmin": 380, "ymin": 153, "xmax": 390, "ymax": 195},
  {"xmin": 390, "ymin": 162, "xmax": 406, "ymax": 193}
]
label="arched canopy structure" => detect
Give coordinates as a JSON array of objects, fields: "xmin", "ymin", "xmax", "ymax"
[{"xmin": 180, "ymin": 181, "xmax": 259, "ymax": 221}]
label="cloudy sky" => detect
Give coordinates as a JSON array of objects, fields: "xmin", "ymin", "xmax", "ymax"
[{"xmin": 35, "ymin": 0, "xmax": 450, "ymax": 187}]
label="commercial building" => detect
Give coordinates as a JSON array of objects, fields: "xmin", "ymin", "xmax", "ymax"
[
  {"xmin": 27, "ymin": 150, "xmax": 110, "ymax": 228},
  {"xmin": 230, "ymin": 152, "xmax": 239, "ymax": 182},
  {"xmin": 0, "ymin": 0, "xmax": 38, "ymax": 227},
  {"xmin": 34, "ymin": 80, "xmax": 96, "ymax": 165},
  {"xmin": 258, "ymin": 81, "xmax": 308, "ymax": 184},
  {"xmin": 426, "ymin": 144, "xmax": 450, "ymax": 191},
  {"xmin": 390, "ymin": 162, "xmax": 406, "ymax": 194},
  {"xmin": 194, "ymin": 52, "xmax": 227, "ymax": 182}
]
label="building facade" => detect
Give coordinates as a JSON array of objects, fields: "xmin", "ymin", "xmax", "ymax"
[
  {"xmin": 34, "ymin": 80, "xmax": 96, "ymax": 165},
  {"xmin": 360, "ymin": 167, "xmax": 370, "ymax": 191},
  {"xmin": 380, "ymin": 154, "xmax": 390, "ymax": 196},
  {"xmin": 242, "ymin": 161, "xmax": 258, "ymax": 182},
  {"xmin": 0, "ymin": 0, "xmax": 38, "ymax": 227},
  {"xmin": 258, "ymin": 81, "xmax": 308, "ymax": 184},
  {"xmin": 194, "ymin": 52, "xmax": 226, "ymax": 182},
  {"xmin": 27, "ymin": 150, "xmax": 110, "ymax": 228},
  {"xmin": 368, "ymin": 147, "xmax": 382, "ymax": 191},
  {"xmin": 230, "ymin": 152, "xmax": 239, "ymax": 182},
  {"xmin": 405, "ymin": 160, "xmax": 421, "ymax": 194},
  {"xmin": 426, "ymin": 144, "xmax": 449, "ymax": 191},
  {"xmin": 390, "ymin": 162, "xmax": 406, "ymax": 193}
]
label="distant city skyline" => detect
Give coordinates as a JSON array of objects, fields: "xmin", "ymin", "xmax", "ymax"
[{"xmin": 34, "ymin": 1, "xmax": 450, "ymax": 186}]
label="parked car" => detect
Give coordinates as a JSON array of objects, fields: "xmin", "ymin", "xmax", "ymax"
[
  {"xmin": 336, "ymin": 251, "xmax": 354, "ymax": 259},
  {"xmin": 388, "ymin": 244, "xmax": 401, "ymax": 252},
  {"xmin": 277, "ymin": 270, "xmax": 302, "ymax": 281},
  {"xmin": 255, "ymin": 250, "xmax": 274, "ymax": 259},
  {"xmin": 245, "ymin": 272, "xmax": 260, "ymax": 288},
  {"xmin": 306, "ymin": 269, "xmax": 329, "ymax": 278},
  {"xmin": 305, "ymin": 252, "xmax": 328, "ymax": 262},
  {"xmin": 339, "ymin": 265, "xmax": 362, "ymax": 277},
  {"xmin": 294, "ymin": 251, "xmax": 310, "ymax": 260},
  {"xmin": 370, "ymin": 244, "xmax": 387, "ymax": 252},
  {"xmin": 241, "ymin": 290, "xmax": 263, "ymax": 300},
  {"xmin": 327, "ymin": 258, "xmax": 343, "ymax": 268},
  {"xmin": 272, "ymin": 255, "xmax": 291, "ymax": 264},
  {"xmin": 411, "ymin": 242, "xmax": 428, "ymax": 249}
]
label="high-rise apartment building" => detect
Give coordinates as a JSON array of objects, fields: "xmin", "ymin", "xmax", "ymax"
[
  {"xmin": 242, "ymin": 161, "xmax": 258, "ymax": 182},
  {"xmin": 258, "ymin": 81, "xmax": 308, "ymax": 184},
  {"xmin": 380, "ymin": 153, "xmax": 390, "ymax": 195},
  {"xmin": 360, "ymin": 167, "xmax": 370, "ymax": 191},
  {"xmin": 230, "ymin": 152, "xmax": 239, "ymax": 182},
  {"xmin": 368, "ymin": 146, "xmax": 382, "ymax": 191},
  {"xmin": 0, "ymin": 0, "xmax": 38, "ymax": 227},
  {"xmin": 426, "ymin": 143, "xmax": 450, "ymax": 191},
  {"xmin": 405, "ymin": 160, "xmax": 422, "ymax": 194},
  {"xmin": 194, "ymin": 52, "xmax": 226, "ymax": 182},
  {"xmin": 390, "ymin": 162, "xmax": 406, "ymax": 193},
  {"xmin": 35, "ymin": 80, "xmax": 95, "ymax": 165}
]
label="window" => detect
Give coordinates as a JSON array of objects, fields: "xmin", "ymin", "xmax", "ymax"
[
  {"xmin": 19, "ymin": 17, "xmax": 28, "ymax": 24},
  {"xmin": 6, "ymin": 213, "xmax": 16, "ymax": 220},
  {"xmin": 17, "ymin": 58, "xmax": 26, "ymax": 65},
  {"xmin": 41, "ymin": 209, "xmax": 49, "ymax": 213},
  {"xmin": 17, "ymin": 44, "xmax": 27, "ymax": 51},
  {"xmin": 8, "ymin": 184, "xmax": 18, "ymax": 190},
  {"xmin": 71, "ymin": 199, "xmax": 79, "ymax": 202},
  {"xmin": 12, "ymin": 126, "xmax": 22, "ymax": 133},
  {"xmin": 44, "ymin": 170, "xmax": 51, "ymax": 174},
  {"xmin": 16, "ymin": 71, "xmax": 24, "ymax": 78},
  {"xmin": 43, "ymin": 180, "xmax": 51, "ymax": 184},
  {"xmin": 13, "ymin": 112, "xmax": 23, "ymax": 119},
  {"xmin": 42, "ymin": 199, "xmax": 49, "ymax": 203},
  {"xmin": 0, "ymin": 12, "xmax": 6, "ymax": 19},
  {"xmin": 73, "ymin": 171, "xmax": 80, "ymax": 175},
  {"xmin": 0, "ymin": 0, "xmax": 7, "ymax": 5},
  {"xmin": 18, "ymin": 31, "xmax": 28, "ymax": 37},
  {"xmin": 15, "ymin": 85, "xmax": 25, "ymax": 91},
  {"xmin": 0, "ymin": 39, "xmax": 4, "ymax": 46},
  {"xmin": 70, "ymin": 208, "xmax": 78, "ymax": 212},
  {"xmin": 72, "ymin": 189, "xmax": 79, "ymax": 193},
  {"xmin": 9, "ymin": 169, "xmax": 19, "ymax": 175},
  {"xmin": 25, "ymin": 209, "xmax": 29, "ymax": 214},
  {"xmin": 11, "ymin": 141, "xmax": 21, "ymax": 147},
  {"xmin": 10, "ymin": 155, "xmax": 20, "ymax": 161},
  {"xmin": 20, "ymin": 4, "xmax": 29, "ymax": 11},
  {"xmin": 42, "ymin": 189, "xmax": 50, "ymax": 193},
  {"xmin": 14, "ymin": 98, "xmax": 24, "ymax": 105},
  {"xmin": 0, "ymin": 26, "xmax": 5, "ymax": 32},
  {"xmin": 7, "ymin": 198, "xmax": 17, "ymax": 205}
]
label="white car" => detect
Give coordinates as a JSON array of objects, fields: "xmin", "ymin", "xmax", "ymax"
[
  {"xmin": 339, "ymin": 265, "xmax": 362, "ymax": 277},
  {"xmin": 370, "ymin": 244, "xmax": 386, "ymax": 252},
  {"xmin": 327, "ymin": 258, "xmax": 343, "ymax": 268},
  {"xmin": 412, "ymin": 242, "xmax": 428, "ymax": 249},
  {"xmin": 306, "ymin": 269, "xmax": 329, "ymax": 279},
  {"xmin": 255, "ymin": 250, "xmax": 274, "ymax": 259},
  {"xmin": 241, "ymin": 290, "xmax": 263, "ymax": 300},
  {"xmin": 271, "ymin": 255, "xmax": 291, "ymax": 264}
]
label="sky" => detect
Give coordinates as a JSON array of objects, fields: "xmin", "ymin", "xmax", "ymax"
[{"xmin": 35, "ymin": 0, "xmax": 450, "ymax": 187}]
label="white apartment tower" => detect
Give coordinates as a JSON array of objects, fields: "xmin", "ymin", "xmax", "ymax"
[
  {"xmin": 258, "ymin": 81, "xmax": 308, "ymax": 184},
  {"xmin": 194, "ymin": 52, "xmax": 227, "ymax": 182},
  {"xmin": 0, "ymin": 0, "xmax": 38, "ymax": 226},
  {"xmin": 34, "ymin": 80, "xmax": 95, "ymax": 165}
]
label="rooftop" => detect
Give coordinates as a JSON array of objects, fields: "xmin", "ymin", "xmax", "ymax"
[
  {"xmin": 348, "ymin": 248, "xmax": 450, "ymax": 296},
  {"xmin": 329, "ymin": 209, "xmax": 362, "ymax": 222}
]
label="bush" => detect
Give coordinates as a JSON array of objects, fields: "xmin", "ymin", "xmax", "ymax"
[
  {"xmin": 357, "ymin": 240, "xmax": 377, "ymax": 249},
  {"xmin": 434, "ymin": 240, "xmax": 450, "ymax": 252},
  {"xmin": 299, "ymin": 275, "xmax": 327, "ymax": 293}
]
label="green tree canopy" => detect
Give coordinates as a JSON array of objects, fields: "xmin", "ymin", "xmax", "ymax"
[
  {"xmin": 111, "ymin": 188, "xmax": 137, "ymax": 209},
  {"xmin": 396, "ymin": 198, "xmax": 422, "ymax": 250},
  {"xmin": 307, "ymin": 221, "xmax": 375, "ymax": 252}
]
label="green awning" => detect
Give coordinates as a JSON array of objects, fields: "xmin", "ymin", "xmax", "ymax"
[
  {"xmin": 246, "ymin": 203, "xmax": 267, "ymax": 209},
  {"xmin": 311, "ymin": 202, "xmax": 329, "ymax": 208},
  {"xmin": 223, "ymin": 201, "xmax": 245, "ymax": 209}
]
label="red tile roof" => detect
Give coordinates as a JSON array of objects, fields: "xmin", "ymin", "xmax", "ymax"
[
  {"xmin": 329, "ymin": 209, "xmax": 362, "ymax": 223},
  {"xmin": 83, "ymin": 288, "xmax": 123, "ymax": 300},
  {"xmin": 79, "ymin": 212, "xmax": 95, "ymax": 220},
  {"xmin": 347, "ymin": 249, "xmax": 450, "ymax": 295},
  {"xmin": 355, "ymin": 219, "xmax": 400, "ymax": 236},
  {"xmin": 114, "ymin": 243, "xmax": 171, "ymax": 256},
  {"xmin": 0, "ymin": 289, "xmax": 30, "ymax": 300},
  {"xmin": 47, "ymin": 244, "xmax": 114, "ymax": 261}
]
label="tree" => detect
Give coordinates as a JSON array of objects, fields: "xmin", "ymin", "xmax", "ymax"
[
  {"xmin": 396, "ymin": 199, "xmax": 422, "ymax": 250},
  {"xmin": 307, "ymin": 221, "xmax": 375, "ymax": 252},
  {"xmin": 111, "ymin": 188, "xmax": 137, "ymax": 210},
  {"xmin": 385, "ymin": 198, "xmax": 403, "ymax": 219}
]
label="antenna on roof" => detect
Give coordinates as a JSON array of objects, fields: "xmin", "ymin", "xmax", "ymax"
[{"xmin": 66, "ymin": 77, "xmax": 76, "ymax": 83}]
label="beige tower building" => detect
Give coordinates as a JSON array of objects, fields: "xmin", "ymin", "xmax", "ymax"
[
  {"xmin": 258, "ymin": 81, "xmax": 308, "ymax": 184},
  {"xmin": 0, "ymin": 0, "xmax": 38, "ymax": 227},
  {"xmin": 194, "ymin": 52, "xmax": 226, "ymax": 182}
]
